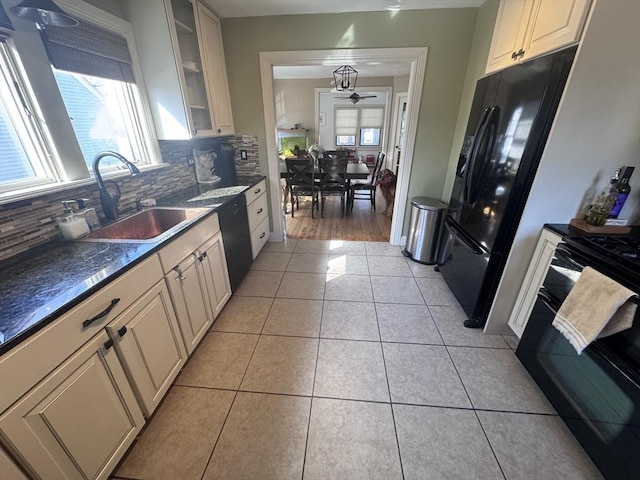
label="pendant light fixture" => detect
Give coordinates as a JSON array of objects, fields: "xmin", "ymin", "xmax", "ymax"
[
  {"xmin": 10, "ymin": 0, "xmax": 78, "ymax": 27},
  {"xmin": 333, "ymin": 65, "xmax": 358, "ymax": 92}
]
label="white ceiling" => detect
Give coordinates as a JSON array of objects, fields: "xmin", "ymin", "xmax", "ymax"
[{"xmin": 202, "ymin": 0, "xmax": 485, "ymax": 18}]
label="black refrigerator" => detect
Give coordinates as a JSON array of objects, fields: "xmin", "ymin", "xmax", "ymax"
[{"xmin": 439, "ymin": 46, "xmax": 577, "ymax": 329}]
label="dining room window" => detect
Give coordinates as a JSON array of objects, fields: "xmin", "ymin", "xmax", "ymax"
[
  {"xmin": 335, "ymin": 108, "xmax": 357, "ymax": 146},
  {"xmin": 334, "ymin": 106, "xmax": 384, "ymax": 147}
]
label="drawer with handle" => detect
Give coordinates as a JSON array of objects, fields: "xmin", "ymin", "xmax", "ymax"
[
  {"xmin": 244, "ymin": 179, "xmax": 267, "ymax": 206},
  {"xmin": 250, "ymin": 216, "xmax": 270, "ymax": 259},
  {"xmin": 247, "ymin": 192, "xmax": 268, "ymax": 233},
  {"xmin": 0, "ymin": 254, "xmax": 163, "ymax": 412}
]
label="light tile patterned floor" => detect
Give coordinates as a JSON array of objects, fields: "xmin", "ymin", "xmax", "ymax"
[{"xmin": 113, "ymin": 240, "xmax": 603, "ymax": 480}]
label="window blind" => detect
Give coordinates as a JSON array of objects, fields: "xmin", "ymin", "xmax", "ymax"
[
  {"xmin": 335, "ymin": 109, "xmax": 358, "ymax": 136},
  {"xmin": 360, "ymin": 108, "xmax": 384, "ymax": 128},
  {"xmin": 39, "ymin": 20, "xmax": 135, "ymax": 83}
]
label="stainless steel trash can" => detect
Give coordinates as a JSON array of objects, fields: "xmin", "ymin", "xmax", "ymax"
[{"xmin": 403, "ymin": 197, "xmax": 448, "ymax": 264}]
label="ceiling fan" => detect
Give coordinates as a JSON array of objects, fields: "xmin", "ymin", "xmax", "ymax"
[{"xmin": 336, "ymin": 92, "xmax": 377, "ymax": 104}]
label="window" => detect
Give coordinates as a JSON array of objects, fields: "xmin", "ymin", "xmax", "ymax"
[
  {"xmin": 334, "ymin": 107, "xmax": 384, "ymax": 147},
  {"xmin": 359, "ymin": 107, "xmax": 384, "ymax": 147},
  {"xmin": 53, "ymin": 70, "xmax": 143, "ymax": 170},
  {"xmin": 0, "ymin": 2, "xmax": 157, "ymax": 197},
  {"xmin": 42, "ymin": 17, "xmax": 151, "ymax": 171},
  {"xmin": 335, "ymin": 109, "xmax": 357, "ymax": 146},
  {"xmin": 0, "ymin": 41, "xmax": 56, "ymax": 191}
]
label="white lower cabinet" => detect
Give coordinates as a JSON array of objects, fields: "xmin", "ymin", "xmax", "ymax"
[
  {"xmin": 165, "ymin": 252, "xmax": 212, "ymax": 355},
  {"xmin": 245, "ymin": 179, "xmax": 270, "ymax": 259},
  {"xmin": 507, "ymin": 227, "xmax": 562, "ymax": 337},
  {"xmin": 0, "ymin": 331, "xmax": 144, "ymax": 480},
  {"xmin": 0, "ymin": 212, "xmax": 233, "ymax": 478},
  {"xmin": 197, "ymin": 232, "xmax": 231, "ymax": 318},
  {"xmin": 1, "ymin": 444, "xmax": 30, "ymax": 479},
  {"xmin": 161, "ymin": 213, "xmax": 231, "ymax": 354},
  {"xmin": 106, "ymin": 280, "xmax": 187, "ymax": 417}
]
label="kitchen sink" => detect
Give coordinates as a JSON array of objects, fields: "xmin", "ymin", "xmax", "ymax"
[{"xmin": 80, "ymin": 207, "xmax": 211, "ymax": 242}]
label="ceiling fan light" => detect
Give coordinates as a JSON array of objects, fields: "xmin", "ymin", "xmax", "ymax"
[
  {"xmin": 333, "ymin": 65, "xmax": 358, "ymax": 92},
  {"xmin": 10, "ymin": 0, "xmax": 79, "ymax": 27}
]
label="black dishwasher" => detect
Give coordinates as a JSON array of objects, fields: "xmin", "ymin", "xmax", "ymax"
[{"xmin": 217, "ymin": 195, "xmax": 252, "ymax": 292}]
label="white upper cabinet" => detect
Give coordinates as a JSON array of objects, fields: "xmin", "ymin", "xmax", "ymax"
[
  {"xmin": 196, "ymin": 3, "xmax": 235, "ymax": 136},
  {"xmin": 486, "ymin": 0, "xmax": 591, "ymax": 74},
  {"xmin": 126, "ymin": 0, "xmax": 234, "ymax": 139}
]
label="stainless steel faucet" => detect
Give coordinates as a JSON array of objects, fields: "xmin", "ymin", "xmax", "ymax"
[{"xmin": 92, "ymin": 151, "xmax": 141, "ymax": 221}]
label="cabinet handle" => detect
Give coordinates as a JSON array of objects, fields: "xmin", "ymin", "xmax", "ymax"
[
  {"xmin": 174, "ymin": 266, "xmax": 188, "ymax": 281},
  {"xmin": 217, "ymin": 128, "xmax": 222, "ymax": 134},
  {"xmin": 192, "ymin": 128, "xmax": 197, "ymax": 135},
  {"xmin": 104, "ymin": 338, "xmax": 114, "ymax": 350},
  {"xmin": 197, "ymin": 251, "xmax": 208, "ymax": 262},
  {"xmin": 254, "ymin": 188, "xmax": 261, "ymax": 194},
  {"xmin": 117, "ymin": 326, "xmax": 127, "ymax": 337},
  {"xmin": 82, "ymin": 298, "xmax": 120, "ymax": 328},
  {"xmin": 257, "ymin": 208, "xmax": 263, "ymax": 214},
  {"xmin": 516, "ymin": 48, "xmax": 525, "ymax": 58},
  {"xmin": 259, "ymin": 232, "xmax": 266, "ymax": 239},
  {"xmin": 511, "ymin": 51, "xmax": 518, "ymax": 59}
]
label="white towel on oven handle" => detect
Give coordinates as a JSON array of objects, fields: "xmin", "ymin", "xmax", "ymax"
[{"xmin": 552, "ymin": 266, "xmax": 638, "ymax": 354}]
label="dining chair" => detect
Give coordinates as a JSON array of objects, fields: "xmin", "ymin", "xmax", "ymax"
[
  {"xmin": 349, "ymin": 152, "xmax": 385, "ymax": 211},
  {"xmin": 285, "ymin": 158, "xmax": 319, "ymax": 218},
  {"xmin": 318, "ymin": 157, "xmax": 349, "ymax": 217}
]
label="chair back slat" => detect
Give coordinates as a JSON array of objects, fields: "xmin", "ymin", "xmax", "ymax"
[
  {"xmin": 318, "ymin": 158, "xmax": 348, "ymax": 189},
  {"xmin": 371, "ymin": 152, "xmax": 385, "ymax": 183},
  {"xmin": 286, "ymin": 158, "xmax": 315, "ymax": 187}
]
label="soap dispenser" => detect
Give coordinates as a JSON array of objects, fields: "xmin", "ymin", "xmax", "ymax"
[
  {"xmin": 76, "ymin": 198, "xmax": 101, "ymax": 232},
  {"xmin": 56, "ymin": 201, "xmax": 90, "ymax": 240}
]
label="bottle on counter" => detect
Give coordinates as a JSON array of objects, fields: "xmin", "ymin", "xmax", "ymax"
[
  {"xmin": 76, "ymin": 198, "xmax": 101, "ymax": 232},
  {"xmin": 585, "ymin": 170, "xmax": 619, "ymax": 226},
  {"xmin": 609, "ymin": 166, "xmax": 635, "ymax": 219},
  {"xmin": 56, "ymin": 201, "xmax": 90, "ymax": 240}
]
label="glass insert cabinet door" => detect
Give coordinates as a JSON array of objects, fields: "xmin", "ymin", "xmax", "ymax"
[{"xmin": 170, "ymin": 0, "xmax": 213, "ymax": 136}]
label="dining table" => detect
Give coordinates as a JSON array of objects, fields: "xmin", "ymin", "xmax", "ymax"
[
  {"xmin": 278, "ymin": 160, "xmax": 370, "ymax": 180},
  {"xmin": 279, "ymin": 160, "xmax": 371, "ymax": 215}
]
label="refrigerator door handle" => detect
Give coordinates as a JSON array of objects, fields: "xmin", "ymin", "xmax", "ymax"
[
  {"xmin": 468, "ymin": 106, "xmax": 500, "ymax": 204},
  {"xmin": 464, "ymin": 107, "xmax": 491, "ymax": 203},
  {"xmin": 445, "ymin": 217, "xmax": 486, "ymax": 256}
]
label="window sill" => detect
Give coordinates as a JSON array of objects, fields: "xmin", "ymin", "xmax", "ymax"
[{"xmin": 0, "ymin": 163, "xmax": 171, "ymax": 206}]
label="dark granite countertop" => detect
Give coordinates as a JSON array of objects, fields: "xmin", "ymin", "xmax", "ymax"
[{"xmin": 0, "ymin": 177, "xmax": 265, "ymax": 355}]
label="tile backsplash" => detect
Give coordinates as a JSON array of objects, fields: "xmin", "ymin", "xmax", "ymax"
[{"xmin": 0, "ymin": 135, "xmax": 261, "ymax": 262}]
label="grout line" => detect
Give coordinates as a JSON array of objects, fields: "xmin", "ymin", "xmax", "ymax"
[
  {"xmin": 199, "ymin": 317, "xmax": 267, "ymax": 480},
  {"xmin": 301, "ymin": 300, "xmax": 324, "ymax": 480},
  {"xmin": 374, "ymin": 297, "xmax": 406, "ymax": 480}
]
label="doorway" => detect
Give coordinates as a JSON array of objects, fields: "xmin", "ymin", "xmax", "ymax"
[
  {"xmin": 389, "ymin": 93, "xmax": 408, "ymax": 175},
  {"xmin": 259, "ymin": 47, "xmax": 428, "ymax": 245}
]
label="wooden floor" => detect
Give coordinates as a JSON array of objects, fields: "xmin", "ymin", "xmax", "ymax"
[{"xmin": 283, "ymin": 188, "xmax": 392, "ymax": 241}]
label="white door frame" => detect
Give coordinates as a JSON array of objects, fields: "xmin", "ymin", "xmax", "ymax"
[
  {"xmin": 259, "ymin": 47, "xmax": 428, "ymax": 245},
  {"xmin": 388, "ymin": 92, "xmax": 408, "ymax": 172}
]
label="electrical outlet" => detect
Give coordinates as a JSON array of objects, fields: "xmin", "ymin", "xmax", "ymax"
[
  {"xmin": 240, "ymin": 150, "xmax": 248, "ymax": 160},
  {"xmin": 188, "ymin": 157, "xmax": 195, "ymax": 165}
]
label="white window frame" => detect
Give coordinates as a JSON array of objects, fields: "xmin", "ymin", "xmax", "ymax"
[
  {"xmin": 0, "ymin": 41, "xmax": 59, "ymax": 192},
  {"xmin": 0, "ymin": 0, "xmax": 161, "ymax": 202},
  {"xmin": 334, "ymin": 105, "xmax": 386, "ymax": 148}
]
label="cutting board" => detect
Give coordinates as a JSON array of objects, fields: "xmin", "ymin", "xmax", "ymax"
[{"xmin": 569, "ymin": 218, "xmax": 632, "ymax": 234}]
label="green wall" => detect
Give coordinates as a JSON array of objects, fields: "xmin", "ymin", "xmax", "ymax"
[
  {"xmin": 442, "ymin": 0, "xmax": 499, "ymax": 200},
  {"xmin": 220, "ymin": 9, "xmax": 479, "ymax": 235}
]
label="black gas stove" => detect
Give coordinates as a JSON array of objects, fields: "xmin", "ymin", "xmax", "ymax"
[{"xmin": 562, "ymin": 233, "xmax": 640, "ymax": 291}]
